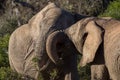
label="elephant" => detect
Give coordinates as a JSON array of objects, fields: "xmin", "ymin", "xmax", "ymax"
[
  {"xmin": 8, "ymin": 2, "xmax": 80, "ymax": 80},
  {"xmin": 47, "ymin": 17, "xmax": 120, "ymax": 80}
]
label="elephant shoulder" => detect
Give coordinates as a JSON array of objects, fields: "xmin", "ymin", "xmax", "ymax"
[
  {"xmin": 9, "ymin": 24, "xmax": 32, "ymax": 45},
  {"xmin": 11, "ymin": 24, "xmax": 30, "ymax": 37}
]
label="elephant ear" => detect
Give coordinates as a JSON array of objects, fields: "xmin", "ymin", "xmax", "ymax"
[{"xmin": 80, "ymin": 21, "xmax": 103, "ymax": 67}]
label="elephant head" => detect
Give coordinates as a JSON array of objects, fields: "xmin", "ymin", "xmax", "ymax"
[{"xmin": 46, "ymin": 17, "xmax": 104, "ymax": 67}]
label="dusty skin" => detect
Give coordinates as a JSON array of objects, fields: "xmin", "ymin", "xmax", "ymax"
[
  {"xmin": 66, "ymin": 17, "xmax": 120, "ymax": 80},
  {"xmin": 9, "ymin": 2, "xmax": 120, "ymax": 80},
  {"xmin": 8, "ymin": 2, "xmax": 80, "ymax": 80},
  {"xmin": 48, "ymin": 16, "xmax": 120, "ymax": 80}
]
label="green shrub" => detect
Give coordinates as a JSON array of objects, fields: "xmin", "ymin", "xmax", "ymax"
[
  {"xmin": 0, "ymin": 34, "xmax": 10, "ymax": 67},
  {"xmin": 100, "ymin": 0, "xmax": 120, "ymax": 19},
  {"xmin": 77, "ymin": 55, "xmax": 91, "ymax": 80},
  {"xmin": 0, "ymin": 67, "xmax": 36, "ymax": 80},
  {"xmin": 0, "ymin": 67, "xmax": 20, "ymax": 80},
  {"xmin": 0, "ymin": 34, "xmax": 36, "ymax": 80},
  {"xmin": 78, "ymin": 65, "xmax": 91, "ymax": 80}
]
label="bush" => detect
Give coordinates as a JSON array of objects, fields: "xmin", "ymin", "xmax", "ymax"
[
  {"xmin": 0, "ymin": 34, "xmax": 23, "ymax": 80},
  {"xmin": 0, "ymin": 34, "xmax": 10, "ymax": 67},
  {"xmin": 100, "ymin": 0, "xmax": 120, "ymax": 19},
  {"xmin": 0, "ymin": 67, "xmax": 36, "ymax": 80},
  {"xmin": 0, "ymin": 67, "xmax": 19, "ymax": 80},
  {"xmin": 77, "ymin": 55, "xmax": 91, "ymax": 80},
  {"xmin": 78, "ymin": 65, "xmax": 91, "ymax": 80}
]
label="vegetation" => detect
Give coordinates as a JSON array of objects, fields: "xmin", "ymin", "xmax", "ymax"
[
  {"xmin": 0, "ymin": 34, "xmax": 10, "ymax": 67},
  {"xmin": 0, "ymin": 18, "xmax": 18, "ymax": 36},
  {"xmin": 100, "ymin": 0, "xmax": 120, "ymax": 19},
  {"xmin": 0, "ymin": 0, "xmax": 120, "ymax": 80}
]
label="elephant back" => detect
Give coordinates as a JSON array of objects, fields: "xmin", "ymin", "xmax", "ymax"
[{"xmin": 95, "ymin": 18, "xmax": 119, "ymax": 30}]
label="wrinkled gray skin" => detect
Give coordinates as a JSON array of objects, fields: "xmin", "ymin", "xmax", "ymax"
[
  {"xmin": 90, "ymin": 17, "xmax": 112, "ymax": 80},
  {"xmin": 67, "ymin": 17, "xmax": 120, "ymax": 80},
  {"xmin": 48, "ymin": 17, "xmax": 120, "ymax": 80},
  {"xmin": 8, "ymin": 3, "xmax": 80, "ymax": 80}
]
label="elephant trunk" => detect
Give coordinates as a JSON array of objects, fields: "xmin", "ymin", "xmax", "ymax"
[{"xmin": 46, "ymin": 31, "xmax": 66, "ymax": 64}]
